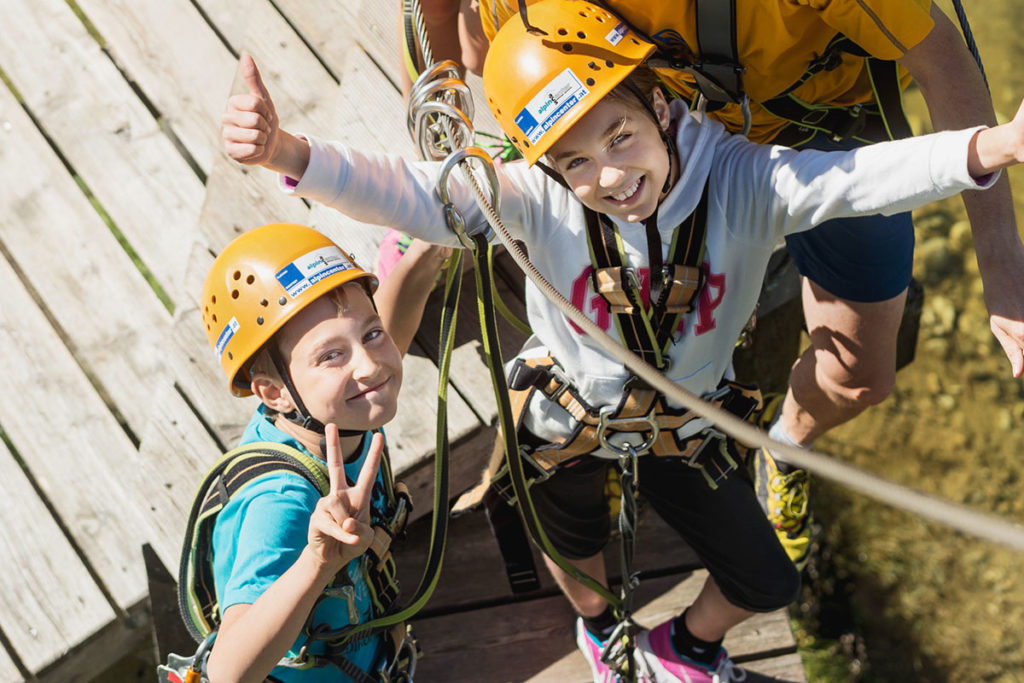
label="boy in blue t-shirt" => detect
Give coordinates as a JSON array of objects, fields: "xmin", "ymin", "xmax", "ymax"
[{"xmin": 197, "ymin": 222, "xmax": 443, "ymax": 682}]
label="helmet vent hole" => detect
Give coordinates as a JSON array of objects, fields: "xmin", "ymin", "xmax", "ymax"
[
  {"xmin": 232, "ymin": 270, "xmax": 241, "ymax": 280},
  {"xmin": 562, "ymin": 43, "xmax": 573, "ymax": 52},
  {"xmin": 586, "ymin": 78, "xmax": 595, "ymax": 86},
  {"xmin": 212, "ymin": 314, "xmax": 218, "ymax": 323},
  {"xmin": 557, "ymin": 28, "xmax": 567, "ymax": 35},
  {"xmin": 246, "ymin": 274, "xmax": 255, "ymax": 284},
  {"xmin": 578, "ymin": 10, "xmax": 587, "ymax": 17},
  {"xmin": 257, "ymin": 316, "xmax": 264, "ymax": 325},
  {"xmin": 630, "ymin": 38, "xmax": 639, "ymax": 45},
  {"xmin": 576, "ymin": 31, "xmax": 586, "ymax": 39},
  {"xmin": 260, "ymin": 298, "xmax": 269, "ymax": 307},
  {"xmin": 596, "ymin": 15, "xmax": 605, "ymax": 22},
  {"xmin": 588, "ymin": 61, "xmax": 599, "ymax": 70},
  {"xmin": 205, "ymin": 324, "xmax": 210, "ymax": 331},
  {"xmin": 279, "ymin": 296, "xmax": 287, "ymax": 305},
  {"xmin": 227, "ymin": 352, "xmax": 233, "ymax": 360},
  {"xmin": 211, "ymin": 295, "xmax": 217, "ymax": 304},
  {"xmin": 231, "ymin": 290, "xmax": 239, "ymax": 299},
  {"xmin": 605, "ymin": 60, "xmax": 614, "ymax": 68}
]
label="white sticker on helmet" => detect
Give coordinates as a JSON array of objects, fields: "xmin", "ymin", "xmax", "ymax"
[
  {"xmin": 275, "ymin": 246, "xmax": 356, "ymax": 298},
  {"xmin": 606, "ymin": 22, "xmax": 628, "ymax": 46},
  {"xmin": 215, "ymin": 316, "xmax": 240, "ymax": 358},
  {"xmin": 514, "ymin": 68, "xmax": 590, "ymax": 145}
]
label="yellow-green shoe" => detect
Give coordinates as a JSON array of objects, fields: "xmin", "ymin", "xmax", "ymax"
[{"xmin": 752, "ymin": 447, "xmax": 813, "ymax": 569}]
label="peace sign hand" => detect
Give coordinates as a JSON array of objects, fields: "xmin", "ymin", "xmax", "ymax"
[{"xmin": 307, "ymin": 424, "xmax": 384, "ymax": 573}]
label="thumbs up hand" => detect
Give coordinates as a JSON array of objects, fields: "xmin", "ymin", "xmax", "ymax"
[{"xmin": 222, "ymin": 53, "xmax": 310, "ymax": 179}]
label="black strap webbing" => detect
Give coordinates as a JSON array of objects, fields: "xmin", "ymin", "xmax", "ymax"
[
  {"xmin": 691, "ymin": 0, "xmax": 743, "ymax": 103},
  {"xmin": 584, "ymin": 180, "xmax": 710, "ymax": 368}
]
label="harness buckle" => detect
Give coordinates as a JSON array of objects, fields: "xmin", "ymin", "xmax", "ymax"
[
  {"xmin": 596, "ymin": 406, "xmax": 660, "ymax": 456},
  {"xmin": 685, "ymin": 429, "xmax": 738, "ymax": 489},
  {"xmin": 518, "ymin": 445, "xmax": 556, "ymax": 483}
]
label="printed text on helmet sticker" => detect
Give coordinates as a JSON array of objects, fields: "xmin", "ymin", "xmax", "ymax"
[
  {"xmin": 514, "ymin": 68, "xmax": 590, "ymax": 145},
  {"xmin": 275, "ymin": 246, "xmax": 356, "ymax": 298}
]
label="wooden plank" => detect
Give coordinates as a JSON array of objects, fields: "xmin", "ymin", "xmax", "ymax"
[
  {"xmin": 169, "ymin": 303, "xmax": 257, "ymax": 448},
  {"xmin": 0, "ymin": 440, "xmax": 113, "ymax": 675},
  {"xmin": 35, "ymin": 604, "xmax": 149, "ymax": 683},
  {"xmin": 742, "ymin": 653, "xmax": 807, "ymax": 682},
  {"xmin": 395, "ymin": 504, "xmax": 702, "ymax": 611},
  {"xmin": 0, "ymin": 645, "xmax": 21, "ymax": 683},
  {"xmin": 193, "ymin": 0, "xmax": 354, "ymax": 252},
  {"xmin": 0, "ymin": 83, "xmax": 214, "ymax": 608},
  {"xmin": 0, "ymin": 248, "xmax": 152, "ymax": 612},
  {"xmin": 0, "ymin": 0, "xmax": 207, "ymax": 306},
  {"xmin": 71, "ymin": 0, "xmax": 238, "ymax": 174},
  {"xmin": 0, "ymin": 78, "xmax": 223, "ymax": 545},
  {"xmin": 410, "ymin": 572, "xmax": 798, "ymax": 682}
]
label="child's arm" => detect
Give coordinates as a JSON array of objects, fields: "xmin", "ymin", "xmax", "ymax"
[
  {"xmin": 206, "ymin": 426, "xmax": 383, "ymax": 683},
  {"xmin": 967, "ymin": 98, "xmax": 1024, "ymax": 177},
  {"xmin": 222, "ymin": 53, "xmax": 311, "ymax": 180},
  {"xmin": 376, "ymin": 238, "xmax": 453, "ymax": 356}
]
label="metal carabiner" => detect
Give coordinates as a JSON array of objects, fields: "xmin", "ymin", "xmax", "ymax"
[
  {"xmin": 436, "ymin": 146, "xmax": 500, "ymax": 247},
  {"xmin": 412, "ymin": 99, "xmax": 475, "ymax": 161},
  {"xmin": 596, "ymin": 407, "xmax": 660, "ymax": 456},
  {"xmin": 407, "ymin": 73, "xmax": 474, "ymax": 136}
]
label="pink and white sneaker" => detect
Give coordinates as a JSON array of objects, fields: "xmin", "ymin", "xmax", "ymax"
[
  {"xmin": 575, "ymin": 618, "xmax": 622, "ymax": 683},
  {"xmin": 633, "ymin": 620, "xmax": 746, "ymax": 683}
]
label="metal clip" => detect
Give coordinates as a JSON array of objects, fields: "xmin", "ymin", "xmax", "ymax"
[
  {"xmin": 436, "ymin": 146, "xmax": 500, "ymax": 247},
  {"xmin": 596, "ymin": 407, "xmax": 659, "ymax": 456},
  {"xmin": 407, "ymin": 60, "xmax": 475, "ymax": 161},
  {"xmin": 322, "ymin": 583, "xmax": 360, "ymax": 625}
]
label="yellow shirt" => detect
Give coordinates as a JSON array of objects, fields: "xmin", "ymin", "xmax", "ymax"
[{"xmin": 480, "ymin": 0, "xmax": 934, "ymax": 142}]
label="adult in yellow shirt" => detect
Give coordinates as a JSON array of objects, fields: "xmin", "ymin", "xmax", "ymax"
[{"xmin": 473, "ymin": 0, "xmax": 1024, "ymax": 568}]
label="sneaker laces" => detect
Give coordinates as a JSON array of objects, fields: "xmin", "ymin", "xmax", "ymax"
[
  {"xmin": 767, "ymin": 467, "xmax": 809, "ymax": 534},
  {"xmin": 714, "ymin": 655, "xmax": 747, "ymax": 682}
]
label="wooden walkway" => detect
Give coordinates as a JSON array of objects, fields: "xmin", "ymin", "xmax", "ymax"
[{"xmin": 0, "ymin": 0, "xmax": 804, "ymax": 680}]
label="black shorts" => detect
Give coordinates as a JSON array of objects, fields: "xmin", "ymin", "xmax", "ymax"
[{"xmin": 528, "ymin": 451, "xmax": 800, "ymax": 613}]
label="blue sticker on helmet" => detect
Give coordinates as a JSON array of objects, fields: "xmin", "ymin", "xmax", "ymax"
[
  {"xmin": 215, "ymin": 317, "xmax": 240, "ymax": 358},
  {"xmin": 515, "ymin": 68, "xmax": 590, "ymax": 145}
]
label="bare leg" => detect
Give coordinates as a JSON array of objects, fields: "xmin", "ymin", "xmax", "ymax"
[
  {"xmin": 541, "ymin": 552, "xmax": 609, "ymax": 617},
  {"xmin": 684, "ymin": 576, "xmax": 754, "ymax": 642},
  {"xmin": 458, "ymin": 0, "xmax": 489, "ymax": 75},
  {"xmin": 780, "ymin": 278, "xmax": 906, "ymax": 446},
  {"xmin": 397, "ymin": 0, "xmax": 466, "ymax": 97}
]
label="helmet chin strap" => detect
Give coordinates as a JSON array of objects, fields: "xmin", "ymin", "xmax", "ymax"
[
  {"xmin": 269, "ymin": 346, "xmax": 364, "ymax": 438},
  {"xmin": 621, "ymin": 80, "xmax": 676, "ymax": 197}
]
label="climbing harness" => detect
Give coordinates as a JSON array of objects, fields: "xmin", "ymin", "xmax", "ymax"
[{"xmin": 162, "ymin": 440, "xmax": 415, "ymax": 683}]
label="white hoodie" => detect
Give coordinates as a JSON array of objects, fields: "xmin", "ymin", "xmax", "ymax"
[{"xmin": 288, "ymin": 100, "xmax": 993, "ymax": 446}]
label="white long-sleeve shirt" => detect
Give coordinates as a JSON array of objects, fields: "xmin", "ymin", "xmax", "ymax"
[{"xmin": 288, "ymin": 101, "xmax": 993, "ymax": 446}]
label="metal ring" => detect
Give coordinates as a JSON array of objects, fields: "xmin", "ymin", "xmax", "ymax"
[
  {"xmin": 412, "ymin": 100, "xmax": 474, "ymax": 161},
  {"xmin": 407, "ymin": 76, "xmax": 475, "ymax": 135},
  {"xmin": 596, "ymin": 407, "xmax": 660, "ymax": 456}
]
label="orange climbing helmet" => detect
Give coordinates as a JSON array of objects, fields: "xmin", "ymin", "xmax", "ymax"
[
  {"xmin": 201, "ymin": 223, "xmax": 378, "ymax": 397},
  {"xmin": 482, "ymin": 0, "xmax": 655, "ymax": 165}
]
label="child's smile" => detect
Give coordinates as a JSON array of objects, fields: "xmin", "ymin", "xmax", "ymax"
[
  {"xmin": 277, "ymin": 284, "xmax": 403, "ymax": 432},
  {"xmin": 548, "ymin": 90, "xmax": 674, "ymax": 223}
]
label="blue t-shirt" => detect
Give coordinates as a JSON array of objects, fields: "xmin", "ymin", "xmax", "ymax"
[{"xmin": 211, "ymin": 405, "xmax": 391, "ymax": 682}]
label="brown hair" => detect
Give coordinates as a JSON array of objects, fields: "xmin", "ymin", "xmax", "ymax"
[{"xmin": 603, "ymin": 66, "xmax": 665, "ymax": 113}]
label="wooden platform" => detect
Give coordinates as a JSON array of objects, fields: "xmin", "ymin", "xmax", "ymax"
[{"xmin": 0, "ymin": 0, "xmax": 805, "ymax": 680}]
